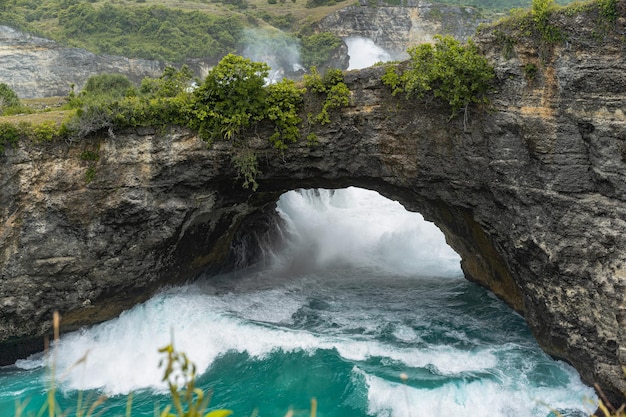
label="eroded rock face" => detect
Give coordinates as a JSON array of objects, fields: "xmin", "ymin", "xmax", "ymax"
[
  {"xmin": 0, "ymin": 26, "xmax": 165, "ymax": 98},
  {"xmin": 314, "ymin": 3, "xmax": 488, "ymax": 60},
  {"xmin": 1, "ymin": 10, "xmax": 626, "ymax": 405}
]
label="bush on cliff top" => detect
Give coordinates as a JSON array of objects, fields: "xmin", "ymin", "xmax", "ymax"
[
  {"xmin": 29, "ymin": 56, "xmax": 348, "ymax": 190},
  {"xmin": 382, "ymin": 35, "xmax": 494, "ymax": 119}
]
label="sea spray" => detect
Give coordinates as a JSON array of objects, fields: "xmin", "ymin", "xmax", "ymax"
[
  {"xmin": 2, "ymin": 188, "xmax": 597, "ymax": 417},
  {"xmin": 272, "ymin": 188, "xmax": 461, "ymax": 276},
  {"xmin": 345, "ymin": 37, "xmax": 393, "ymax": 70}
]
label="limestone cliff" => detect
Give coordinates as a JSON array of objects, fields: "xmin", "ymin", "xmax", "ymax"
[
  {"xmin": 1, "ymin": 5, "xmax": 626, "ymax": 406},
  {"xmin": 0, "ymin": 26, "xmax": 166, "ymax": 99},
  {"xmin": 313, "ymin": 2, "xmax": 488, "ymax": 60}
]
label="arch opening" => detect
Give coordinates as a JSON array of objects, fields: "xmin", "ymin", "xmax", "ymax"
[{"xmin": 0, "ymin": 187, "xmax": 597, "ymax": 417}]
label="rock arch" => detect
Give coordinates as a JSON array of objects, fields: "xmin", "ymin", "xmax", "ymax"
[{"xmin": 2, "ymin": 40, "xmax": 626, "ymax": 406}]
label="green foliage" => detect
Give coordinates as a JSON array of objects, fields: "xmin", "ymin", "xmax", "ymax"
[
  {"xmin": 84, "ymin": 166, "xmax": 96, "ymax": 184},
  {"xmin": 80, "ymin": 74, "xmax": 137, "ymax": 101},
  {"xmin": 140, "ymin": 66, "xmax": 195, "ymax": 99},
  {"xmin": 305, "ymin": 0, "xmax": 347, "ymax": 7},
  {"xmin": 303, "ymin": 67, "xmax": 350, "ymax": 125},
  {"xmin": 0, "ymin": 83, "xmax": 21, "ymax": 113},
  {"xmin": 266, "ymin": 79, "xmax": 305, "ymax": 149},
  {"xmin": 532, "ymin": 0, "xmax": 564, "ymax": 42},
  {"xmin": 31, "ymin": 121, "xmax": 59, "ymax": 142},
  {"xmin": 231, "ymin": 149, "xmax": 260, "ymax": 191},
  {"xmin": 192, "ymin": 54, "xmax": 269, "ymax": 142},
  {"xmin": 523, "ymin": 63, "xmax": 539, "ymax": 80},
  {"xmin": 0, "ymin": 122, "xmax": 20, "ymax": 154},
  {"xmin": 0, "ymin": 2, "xmax": 244, "ymax": 62},
  {"xmin": 254, "ymin": 11, "xmax": 297, "ymax": 31},
  {"xmin": 598, "ymin": 0, "xmax": 618, "ymax": 21},
  {"xmin": 300, "ymin": 32, "xmax": 344, "ymax": 69},
  {"xmin": 382, "ymin": 35, "xmax": 494, "ymax": 117},
  {"xmin": 79, "ymin": 150, "xmax": 100, "ymax": 161}
]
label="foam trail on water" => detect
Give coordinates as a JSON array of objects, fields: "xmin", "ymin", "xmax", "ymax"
[
  {"xmin": 273, "ymin": 188, "xmax": 461, "ymax": 277},
  {"xmin": 345, "ymin": 37, "xmax": 393, "ymax": 70},
  {"xmin": 21, "ymin": 286, "xmax": 500, "ymax": 394},
  {"xmin": 357, "ymin": 368, "xmax": 596, "ymax": 417}
]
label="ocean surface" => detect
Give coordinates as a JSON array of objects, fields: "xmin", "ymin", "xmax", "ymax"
[{"xmin": 0, "ymin": 188, "xmax": 596, "ymax": 417}]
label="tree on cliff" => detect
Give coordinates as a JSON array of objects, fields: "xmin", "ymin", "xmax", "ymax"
[{"xmin": 0, "ymin": 83, "xmax": 21, "ymax": 115}]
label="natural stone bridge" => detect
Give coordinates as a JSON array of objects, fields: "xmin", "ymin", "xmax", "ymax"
[{"xmin": 1, "ymin": 15, "xmax": 626, "ymax": 405}]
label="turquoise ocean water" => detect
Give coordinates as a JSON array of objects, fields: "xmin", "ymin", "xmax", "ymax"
[{"xmin": 0, "ymin": 188, "xmax": 596, "ymax": 417}]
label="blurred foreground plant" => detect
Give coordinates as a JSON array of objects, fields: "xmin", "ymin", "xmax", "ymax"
[{"xmin": 158, "ymin": 343, "xmax": 232, "ymax": 417}]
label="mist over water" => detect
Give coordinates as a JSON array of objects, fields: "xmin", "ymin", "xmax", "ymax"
[
  {"xmin": 345, "ymin": 37, "xmax": 393, "ymax": 70},
  {"xmin": 0, "ymin": 188, "xmax": 596, "ymax": 417},
  {"xmin": 241, "ymin": 28, "xmax": 303, "ymax": 83}
]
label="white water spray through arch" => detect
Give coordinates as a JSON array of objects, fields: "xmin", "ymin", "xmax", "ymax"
[
  {"xmin": 272, "ymin": 187, "xmax": 462, "ymax": 277},
  {"xmin": 345, "ymin": 37, "xmax": 393, "ymax": 70}
]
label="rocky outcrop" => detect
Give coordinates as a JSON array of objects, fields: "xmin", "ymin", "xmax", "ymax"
[
  {"xmin": 1, "ymin": 6, "xmax": 626, "ymax": 406},
  {"xmin": 314, "ymin": 2, "xmax": 488, "ymax": 60},
  {"xmin": 0, "ymin": 26, "xmax": 165, "ymax": 98}
]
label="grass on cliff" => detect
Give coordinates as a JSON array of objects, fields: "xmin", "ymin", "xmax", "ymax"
[{"xmin": 480, "ymin": 0, "xmax": 620, "ymax": 49}]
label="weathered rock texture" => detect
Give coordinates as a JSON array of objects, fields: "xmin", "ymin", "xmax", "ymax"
[
  {"xmin": 1, "ymin": 6, "xmax": 626, "ymax": 405},
  {"xmin": 0, "ymin": 26, "xmax": 165, "ymax": 98},
  {"xmin": 314, "ymin": 2, "xmax": 488, "ymax": 60}
]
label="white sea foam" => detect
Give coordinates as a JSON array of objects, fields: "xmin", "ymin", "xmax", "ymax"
[
  {"xmin": 358, "ymin": 368, "xmax": 596, "ymax": 417},
  {"xmin": 39, "ymin": 285, "xmax": 499, "ymax": 394}
]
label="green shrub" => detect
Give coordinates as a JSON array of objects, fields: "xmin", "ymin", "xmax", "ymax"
[
  {"xmin": 139, "ymin": 66, "xmax": 194, "ymax": 99},
  {"xmin": 84, "ymin": 166, "xmax": 96, "ymax": 183},
  {"xmin": 231, "ymin": 148, "xmax": 260, "ymax": 191},
  {"xmin": 192, "ymin": 54, "xmax": 269, "ymax": 142},
  {"xmin": 598, "ymin": 0, "xmax": 618, "ymax": 21},
  {"xmin": 31, "ymin": 121, "xmax": 59, "ymax": 142},
  {"xmin": 303, "ymin": 67, "xmax": 350, "ymax": 125},
  {"xmin": 79, "ymin": 150, "xmax": 100, "ymax": 161},
  {"xmin": 266, "ymin": 78, "xmax": 305, "ymax": 149},
  {"xmin": 79, "ymin": 73, "xmax": 137, "ymax": 102},
  {"xmin": 382, "ymin": 35, "xmax": 494, "ymax": 118},
  {"xmin": 531, "ymin": 0, "xmax": 563, "ymax": 42},
  {"xmin": 523, "ymin": 63, "xmax": 539, "ymax": 80},
  {"xmin": 0, "ymin": 83, "xmax": 21, "ymax": 113},
  {"xmin": 0, "ymin": 122, "xmax": 20, "ymax": 154},
  {"xmin": 53, "ymin": 3, "xmax": 243, "ymax": 62}
]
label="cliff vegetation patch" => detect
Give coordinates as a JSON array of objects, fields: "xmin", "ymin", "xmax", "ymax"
[
  {"xmin": 485, "ymin": 0, "xmax": 621, "ymax": 57},
  {"xmin": 0, "ymin": 55, "xmax": 351, "ymax": 190},
  {"xmin": 381, "ymin": 35, "xmax": 494, "ymax": 119}
]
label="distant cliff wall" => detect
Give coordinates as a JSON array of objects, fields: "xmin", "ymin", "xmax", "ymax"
[
  {"xmin": 0, "ymin": 26, "xmax": 165, "ymax": 98},
  {"xmin": 314, "ymin": 3, "xmax": 488, "ymax": 60}
]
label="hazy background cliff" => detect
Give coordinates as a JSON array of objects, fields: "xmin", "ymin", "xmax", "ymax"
[{"xmin": 0, "ymin": 2, "xmax": 486, "ymax": 98}]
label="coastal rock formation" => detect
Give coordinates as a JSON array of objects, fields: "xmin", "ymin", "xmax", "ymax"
[
  {"xmin": 0, "ymin": 25, "xmax": 165, "ymax": 99},
  {"xmin": 1, "ymin": 7, "xmax": 626, "ymax": 406},
  {"xmin": 314, "ymin": 2, "xmax": 488, "ymax": 60}
]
